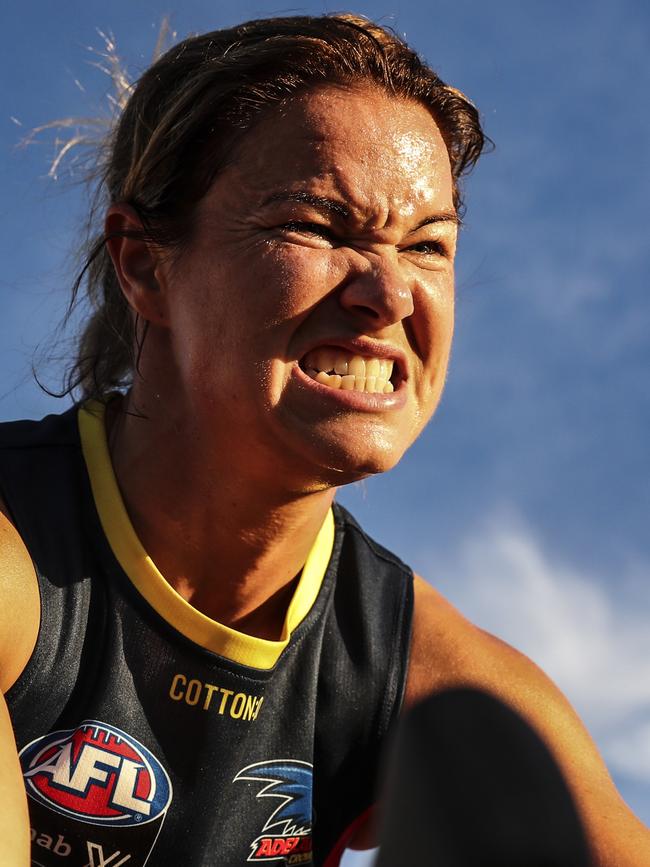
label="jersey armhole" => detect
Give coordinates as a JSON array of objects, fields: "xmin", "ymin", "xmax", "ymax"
[{"xmin": 378, "ymin": 565, "xmax": 415, "ymax": 738}]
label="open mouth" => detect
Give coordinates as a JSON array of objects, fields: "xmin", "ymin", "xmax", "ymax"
[{"xmin": 300, "ymin": 347, "xmax": 399, "ymax": 394}]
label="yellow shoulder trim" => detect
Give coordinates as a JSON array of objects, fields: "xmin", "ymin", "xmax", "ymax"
[{"xmin": 78, "ymin": 401, "xmax": 334, "ymax": 670}]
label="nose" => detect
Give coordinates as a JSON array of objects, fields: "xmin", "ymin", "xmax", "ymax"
[{"xmin": 338, "ymin": 254, "xmax": 414, "ymax": 328}]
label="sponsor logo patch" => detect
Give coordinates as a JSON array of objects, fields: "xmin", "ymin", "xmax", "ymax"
[
  {"xmin": 234, "ymin": 760, "xmax": 313, "ymax": 863},
  {"xmin": 20, "ymin": 720, "xmax": 172, "ymax": 827}
]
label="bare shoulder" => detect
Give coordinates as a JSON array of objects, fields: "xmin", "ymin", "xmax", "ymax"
[
  {"xmin": 405, "ymin": 573, "xmax": 650, "ymax": 866},
  {"xmin": 404, "ymin": 575, "xmax": 555, "ymax": 704},
  {"xmin": 0, "ymin": 499, "xmax": 39, "ymax": 694},
  {"xmin": 404, "ymin": 574, "xmax": 482, "ymax": 706},
  {"xmin": 405, "ymin": 575, "xmax": 609, "ymax": 769}
]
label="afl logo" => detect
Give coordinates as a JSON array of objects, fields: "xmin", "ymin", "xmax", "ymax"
[{"xmin": 19, "ymin": 721, "xmax": 172, "ymax": 827}]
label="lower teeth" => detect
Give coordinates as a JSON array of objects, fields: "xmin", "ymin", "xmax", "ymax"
[{"xmin": 309, "ymin": 369, "xmax": 394, "ymax": 394}]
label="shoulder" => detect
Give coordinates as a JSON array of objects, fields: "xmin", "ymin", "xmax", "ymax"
[
  {"xmin": 405, "ymin": 573, "xmax": 598, "ymax": 755},
  {"xmin": 0, "ymin": 500, "xmax": 39, "ymax": 694},
  {"xmin": 0, "ymin": 410, "xmax": 77, "ymax": 695},
  {"xmin": 0, "ymin": 407, "xmax": 81, "ymax": 694},
  {"xmin": 406, "ymin": 574, "xmax": 598, "ymax": 728},
  {"xmin": 405, "ymin": 574, "xmax": 650, "ymax": 863},
  {"xmin": 331, "ymin": 503, "xmax": 414, "ymax": 619},
  {"xmin": 405, "ymin": 575, "xmax": 544, "ymax": 704},
  {"xmin": 0, "ymin": 407, "xmax": 80, "ymax": 460}
]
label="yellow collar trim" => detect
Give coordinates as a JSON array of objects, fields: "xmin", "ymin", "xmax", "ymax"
[{"xmin": 78, "ymin": 401, "xmax": 334, "ymax": 670}]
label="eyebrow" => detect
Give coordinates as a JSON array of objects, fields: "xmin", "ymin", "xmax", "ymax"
[
  {"xmin": 414, "ymin": 211, "xmax": 461, "ymax": 230},
  {"xmin": 264, "ymin": 191, "xmax": 350, "ymax": 219},
  {"xmin": 263, "ymin": 191, "xmax": 460, "ymax": 229}
]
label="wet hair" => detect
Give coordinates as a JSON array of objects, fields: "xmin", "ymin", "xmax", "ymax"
[{"xmin": 58, "ymin": 13, "xmax": 489, "ymax": 401}]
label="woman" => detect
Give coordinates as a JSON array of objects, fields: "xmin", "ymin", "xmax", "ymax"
[{"xmin": 0, "ymin": 14, "xmax": 647, "ymax": 867}]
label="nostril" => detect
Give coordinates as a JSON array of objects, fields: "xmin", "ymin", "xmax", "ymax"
[
  {"xmin": 351, "ymin": 304, "xmax": 381, "ymax": 320},
  {"xmin": 338, "ymin": 268, "xmax": 414, "ymax": 326}
]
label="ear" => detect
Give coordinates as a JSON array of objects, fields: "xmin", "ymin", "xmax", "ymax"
[{"xmin": 104, "ymin": 204, "xmax": 169, "ymax": 327}]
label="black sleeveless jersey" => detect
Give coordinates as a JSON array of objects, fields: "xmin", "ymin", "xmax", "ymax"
[{"xmin": 0, "ymin": 404, "xmax": 414, "ymax": 867}]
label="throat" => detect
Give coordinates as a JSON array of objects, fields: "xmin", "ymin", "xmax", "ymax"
[{"xmin": 171, "ymin": 570, "xmax": 301, "ymax": 640}]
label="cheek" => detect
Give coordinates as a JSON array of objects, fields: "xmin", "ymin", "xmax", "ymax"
[
  {"xmin": 164, "ymin": 277, "xmax": 239, "ymax": 391},
  {"xmin": 253, "ymin": 244, "xmax": 341, "ymax": 325},
  {"xmin": 415, "ymin": 275, "xmax": 455, "ymax": 361}
]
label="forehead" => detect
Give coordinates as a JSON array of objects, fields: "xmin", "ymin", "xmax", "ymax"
[{"xmin": 211, "ymin": 84, "xmax": 454, "ymax": 224}]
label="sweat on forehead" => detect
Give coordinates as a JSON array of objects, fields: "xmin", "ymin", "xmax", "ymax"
[{"xmin": 219, "ymin": 86, "xmax": 455, "ymax": 228}]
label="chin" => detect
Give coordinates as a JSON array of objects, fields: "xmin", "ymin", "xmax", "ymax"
[
  {"xmin": 306, "ymin": 434, "xmax": 408, "ymax": 487},
  {"xmin": 272, "ymin": 409, "xmax": 420, "ymax": 490}
]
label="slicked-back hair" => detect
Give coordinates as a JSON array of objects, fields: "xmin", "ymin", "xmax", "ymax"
[{"xmin": 64, "ymin": 13, "xmax": 488, "ymax": 401}]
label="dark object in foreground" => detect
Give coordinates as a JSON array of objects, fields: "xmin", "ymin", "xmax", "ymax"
[{"xmin": 376, "ymin": 688, "xmax": 591, "ymax": 867}]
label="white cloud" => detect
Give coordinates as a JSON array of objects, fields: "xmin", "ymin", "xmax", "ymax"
[{"xmin": 432, "ymin": 513, "xmax": 650, "ymax": 779}]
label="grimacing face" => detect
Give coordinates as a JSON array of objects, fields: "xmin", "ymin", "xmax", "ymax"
[{"xmin": 158, "ymin": 84, "xmax": 457, "ymax": 489}]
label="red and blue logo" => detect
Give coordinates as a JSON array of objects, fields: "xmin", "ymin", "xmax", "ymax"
[
  {"xmin": 19, "ymin": 721, "xmax": 172, "ymax": 827},
  {"xmin": 234, "ymin": 760, "xmax": 313, "ymax": 862}
]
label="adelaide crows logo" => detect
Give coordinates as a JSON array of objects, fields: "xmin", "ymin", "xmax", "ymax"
[{"xmin": 234, "ymin": 760, "xmax": 313, "ymax": 863}]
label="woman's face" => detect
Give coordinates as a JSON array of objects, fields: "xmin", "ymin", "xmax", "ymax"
[{"xmin": 158, "ymin": 84, "xmax": 457, "ymax": 488}]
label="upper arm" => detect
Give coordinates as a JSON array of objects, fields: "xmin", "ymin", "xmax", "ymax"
[
  {"xmin": 405, "ymin": 574, "xmax": 650, "ymax": 866},
  {"xmin": 0, "ymin": 499, "xmax": 39, "ymax": 865},
  {"xmin": 0, "ymin": 692, "xmax": 30, "ymax": 865},
  {"xmin": 0, "ymin": 501, "xmax": 40, "ymax": 693}
]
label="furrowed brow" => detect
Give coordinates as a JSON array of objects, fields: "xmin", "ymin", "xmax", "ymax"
[{"xmin": 264, "ymin": 191, "xmax": 350, "ymax": 220}]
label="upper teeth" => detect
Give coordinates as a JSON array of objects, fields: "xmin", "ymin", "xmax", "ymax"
[{"xmin": 302, "ymin": 348, "xmax": 395, "ymax": 394}]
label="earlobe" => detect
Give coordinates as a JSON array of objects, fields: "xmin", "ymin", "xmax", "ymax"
[{"xmin": 104, "ymin": 204, "xmax": 169, "ymax": 327}]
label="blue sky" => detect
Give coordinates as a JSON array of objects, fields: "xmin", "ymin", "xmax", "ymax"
[{"xmin": 1, "ymin": 2, "xmax": 649, "ymax": 863}]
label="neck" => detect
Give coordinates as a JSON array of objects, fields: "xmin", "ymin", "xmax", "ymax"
[{"xmin": 106, "ymin": 393, "xmax": 335, "ymax": 640}]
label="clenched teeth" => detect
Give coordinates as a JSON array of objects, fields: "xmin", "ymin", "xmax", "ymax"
[{"xmin": 303, "ymin": 348, "xmax": 395, "ymax": 394}]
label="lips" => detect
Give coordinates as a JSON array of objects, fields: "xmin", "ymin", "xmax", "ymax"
[{"xmin": 301, "ymin": 347, "xmax": 396, "ymax": 394}]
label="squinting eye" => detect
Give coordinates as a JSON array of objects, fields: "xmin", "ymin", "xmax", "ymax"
[
  {"xmin": 407, "ymin": 240, "xmax": 448, "ymax": 257},
  {"xmin": 281, "ymin": 221, "xmax": 334, "ymax": 241}
]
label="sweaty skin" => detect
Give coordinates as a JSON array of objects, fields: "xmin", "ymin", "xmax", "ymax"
[
  {"xmin": 1, "ymin": 85, "xmax": 650, "ymax": 865},
  {"xmin": 0, "ymin": 506, "xmax": 37, "ymax": 867},
  {"xmin": 102, "ymin": 84, "xmax": 458, "ymax": 625}
]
